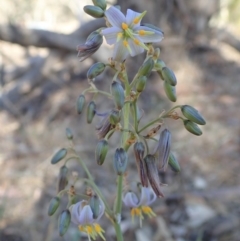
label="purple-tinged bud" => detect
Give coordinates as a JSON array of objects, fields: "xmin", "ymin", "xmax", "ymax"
[
  {"xmin": 96, "ymin": 114, "xmax": 113, "ymax": 139},
  {"xmin": 144, "ymin": 155, "xmax": 164, "ymax": 198},
  {"xmin": 51, "ymin": 148, "xmax": 67, "ymax": 164},
  {"xmin": 89, "ymin": 195, "xmax": 101, "ymax": 219},
  {"xmin": 181, "ymin": 105, "xmax": 206, "ymax": 125},
  {"xmin": 184, "ymin": 120, "xmax": 202, "ymax": 136},
  {"xmin": 136, "ymin": 76, "xmax": 147, "ymax": 93},
  {"xmin": 162, "ymin": 67, "xmax": 177, "ymax": 86},
  {"xmin": 58, "ymin": 165, "xmax": 68, "ymax": 192},
  {"xmin": 157, "ymin": 129, "xmax": 171, "ymax": 170},
  {"xmin": 138, "ymin": 58, "xmax": 154, "ymax": 77},
  {"xmin": 65, "ymin": 128, "xmax": 73, "ymax": 140},
  {"xmin": 87, "ymin": 62, "xmax": 105, "ymax": 80},
  {"xmin": 113, "ymin": 148, "xmax": 128, "ymax": 175},
  {"xmin": 48, "ymin": 197, "xmax": 60, "ymax": 216},
  {"xmin": 95, "ymin": 139, "xmax": 108, "ymax": 165},
  {"xmin": 58, "ymin": 210, "xmax": 71, "ymax": 236},
  {"xmin": 111, "ymin": 81, "xmax": 125, "ymax": 110},
  {"xmin": 87, "ymin": 101, "xmax": 96, "ymax": 124},
  {"xmin": 77, "ymin": 31, "xmax": 103, "ymax": 62},
  {"xmin": 164, "ymin": 81, "xmax": 177, "ymax": 102},
  {"xmin": 83, "ymin": 5, "xmax": 104, "ymax": 18},
  {"xmin": 92, "ymin": 0, "xmax": 106, "ymax": 10},
  {"xmin": 133, "ymin": 142, "xmax": 148, "ymax": 187},
  {"xmin": 168, "ymin": 152, "xmax": 180, "ymax": 172},
  {"xmin": 109, "ymin": 109, "xmax": 121, "ymax": 125}
]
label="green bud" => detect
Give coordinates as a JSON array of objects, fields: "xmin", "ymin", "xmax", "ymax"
[
  {"xmin": 168, "ymin": 152, "xmax": 180, "ymax": 172},
  {"xmin": 51, "ymin": 148, "xmax": 67, "ymax": 164},
  {"xmin": 162, "ymin": 67, "xmax": 177, "ymax": 86},
  {"xmin": 164, "ymin": 81, "xmax": 177, "ymax": 102},
  {"xmin": 184, "ymin": 120, "xmax": 202, "ymax": 136},
  {"xmin": 48, "ymin": 197, "xmax": 60, "ymax": 216},
  {"xmin": 87, "ymin": 62, "xmax": 105, "ymax": 80},
  {"xmin": 136, "ymin": 76, "xmax": 147, "ymax": 93},
  {"xmin": 65, "ymin": 128, "xmax": 73, "ymax": 140},
  {"xmin": 109, "ymin": 109, "xmax": 121, "ymax": 125},
  {"xmin": 138, "ymin": 58, "xmax": 154, "ymax": 77},
  {"xmin": 58, "ymin": 210, "xmax": 71, "ymax": 236},
  {"xmin": 113, "ymin": 148, "xmax": 128, "ymax": 175},
  {"xmin": 92, "ymin": 0, "xmax": 106, "ymax": 10},
  {"xmin": 111, "ymin": 81, "xmax": 125, "ymax": 110},
  {"xmin": 58, "ymin": 165, "xmax": 68, "ymax": 192},
  {"xmin": 83, "ymin": 5, "xmax": 104, "ymax": 18},
  {"xmin": 95, "ymin": 139, "xmax": 108, "ymax": 165},
  {"xmin": 87, "ymin": 101, "xmax": 96, "ymax": 124},
  {"xmin": 89, "ymin": 195, "xmax": 100, "ymax": 219},
  {"xmin": 76, "ymin": 94, "xmax": 85, "ymax": 115},
  {"xmin": 181, "ymin": 105, "xmax": 206, "ymax": 125},
  {"xmin": 155, "ymin": 59, "xmax": 166, "ymax": 71}
]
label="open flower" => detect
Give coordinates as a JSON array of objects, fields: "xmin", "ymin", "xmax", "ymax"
[
  {"xmin": 70, "ymin": 199, "xmax": 105, "ymax": 240},
  {"xmin": 101, "ymin": 7, "xmax": 163, "ymax": 61},
  {"xmin": 123, "ymin": 186, "xmax": 157, "ymax": 226}
]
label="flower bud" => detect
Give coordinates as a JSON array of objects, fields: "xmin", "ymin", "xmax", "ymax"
[
  {"xmin": 87, "ymin": 62, "xmax": 105, "ymax": 80},
  {"xmin": 83, "ymin": 5, "xmax": 104, "ymax": 18},
  {"xmin": 65, "ymin": 128, "xmax": 73, "ymax": 140},
  {"xmin": 92, "ymin": 0, "xmax": 106, "ymax": 10},
  {"xmin": 51, "ymin": 148, "xmax": 67, "ymax": 164},
  {"xmin": 77, "ymin": 31, "xmax": 103, "ymax": 62},
  {"xmin": 111, "ymin": 81, "xmax": 125, "ymax": 110},
  {"xmin": 76, "ymin": 94, "xmax": 85, "ymax": 114},
  {"xmin": 162, "ymin": 67, "xmax": 177, "ymax": 86},
  {"xmin": 89, "ymin": 195, "xmax": 101, "ymax": 219},
  {"xmin": 138, "ymin": 58, "xmax": 154, "ymax": 77},
  {"xmin": 48, "ymin": 197, "xmax": 60, "ymax": 216},
  {"xmin": 181, "ymin": 105, "xmax": 206, "ymax": 125},
  {"xmin": 95, "ymin": 139, "xmax": 108, "ymax": 165},
  {"xmin": 153, "ymin": 48, "xmax": 160, "ymax": 60},
  {"xmin": 133, "ymin": 142, "xmax": 148, "ymax": 187},
  {"xmin": 58, "ymin": 210, "xmax": 71, "ymax": 236},
  {"xmin": 58, "ymin": 165, "xmax": 68, "ymax": 192},
  {"xmin": 109, "ymin": 109, "xmax": 121, "ymax": 125},
  {"xmin": 168, "ymin": 152, "xmax": 180, "ymax": 172},
  {"xmin": 157, "ymin": 129, "xmax": 171, "ymax": 170},
  {"xmin": 184, "ymin": 120, "xmax": 202, "ymax": 136},
  {"xmin": 164, "ymin": 81, "xmax": 177, "ymax": 102},
  {"xmin": 154, "ymin": 59, "xmax": 166, "ymax": 71},
  {"xmin": 144, "ymin": 155, "xmax": 164, "ymax": 197},
  {"xmin": 113, "ymin": 148, "xmax": 128, "ymax": 175},
  {"xmin": 136, "ymin": 76, "xmax": 147, "ymax": 93},
  {"xmin": 87, "ymin": 101, "xmax": 96, "ymax": 124}
]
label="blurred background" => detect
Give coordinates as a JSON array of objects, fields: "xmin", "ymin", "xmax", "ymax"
[{"xmin": 0, "ymin": 0, "xmax": 240, "ymax": 240}]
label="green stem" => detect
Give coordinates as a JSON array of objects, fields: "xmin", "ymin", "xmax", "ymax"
[
  {"xmin": 113, "ymin": 66, "xmax": 131, "ymax": 241},
  {"xmin": 138, "ymin": 117, "xmax": 161, "ymax": 134},
  {"xmin": 132, "ymin": 100, "xmax": 138, "ymax": 132},
  {"xmin": 89, "ymin": 89, "xmax": 112, "ymax": 98}
]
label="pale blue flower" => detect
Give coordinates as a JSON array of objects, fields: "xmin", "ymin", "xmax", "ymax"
[
  {"xmin": 101, "ymin": 6, "xmax": 164, "ymax": 61},
  {"xmin": 70, "ymin": 199, "xmax": 105, "ymax": 240}
]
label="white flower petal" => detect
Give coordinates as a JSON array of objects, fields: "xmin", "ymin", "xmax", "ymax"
[
  {"xmin": 96, "ymin": 198, "xmax": 105, "ymax": 221},
  {"xmin": 126, "ymin": 9, "xmax": 141, "ymax": 26},
  {"xmin": 127, "ymin": 38, "xmax": 145, "ymax": 57},
  {"xmin": 134, "ymin": 26, "xmax": 164, "ymax": 43},
  {"xmin": 105, "ymin": 6, "xmax": 126, "ymax": 28},
  {"xmin": 112, "ymin": 40, "xmax": 129, "ymax": 61},
  {"xmin": 123, "ymin": 192, "xmax": 139, "ymax": 208},
  {"xmin": 139, "ymin": 187, "xmax": 156, "ymax": 206},
  {"xmin": 70, "ymin": 200, "xmax": 87, "ymax": 225},
  {"xmin": 101, "ymin": 27, "xmax": 122, "ymax": 45},
  {"xmin": 79, "ymin": 205, "xmax": 94, "ymax": 225}
]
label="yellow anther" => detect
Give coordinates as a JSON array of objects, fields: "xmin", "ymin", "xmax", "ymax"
[
  {"xmin": 131, "ymin": 207, "xmax": 141, "ymax": 217},
  {"xmin": 122, "ymin": 22, "xmax": 128, "ymax": 30},
  {"xmin": 133, "ymin": 17, "xmax": 140, "ymax": 24},
  {"xmin": 134, "ymin": 38, "xmax": 140, "ymax": 45},
  {"xmin": 139, "ymin": 30, "xmax": 146, "ymax": 36}
]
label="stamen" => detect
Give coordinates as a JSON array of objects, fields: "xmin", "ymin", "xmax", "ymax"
[
  {"xmin": 123, "ymin": 40, "xmax": 129, "ymax": 47},
  {"xmin": 122, "ymin": 22, "xmax": 128, "ymax": 30},
  {"xmin": 133, "ymin": 11, "xmax": 147, "ymax": 24},
  {"xmin": 117, "ymin": 33, "xmax": 123, "ymax": 41},
  {"xmin": 139, "ymin": 30, "xmax": 145, "ymax": 36},
  {"xmin": 134, "ymin": 38, "xmax": 140, "ymax": 45}
]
